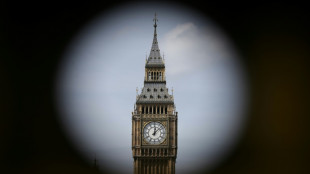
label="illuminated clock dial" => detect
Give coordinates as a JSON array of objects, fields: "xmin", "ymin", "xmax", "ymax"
[{"xmin": 143, "ymin": 122, "xmax": 166, "ymax": 145}]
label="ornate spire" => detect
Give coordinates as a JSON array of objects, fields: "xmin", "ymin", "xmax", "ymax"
[{"xmin": 146, "ymin": 13, "xmax": 164, "ymax": 67}]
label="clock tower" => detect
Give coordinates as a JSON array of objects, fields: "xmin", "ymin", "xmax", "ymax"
[{"xmin": 132, "ymin": 14, "xmax": 178, "ymax": 174}]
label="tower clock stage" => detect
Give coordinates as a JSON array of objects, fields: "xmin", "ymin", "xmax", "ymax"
[{"xmin": 132, "ymin": 14, "xmax": 178, "ymax": 174}]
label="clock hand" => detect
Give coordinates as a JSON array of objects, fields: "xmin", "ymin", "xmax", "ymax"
[
  {"xmin": 152, "ymin": 127, "xmax": 156, "ymax": 136},
  {"xmin": 154, "ymin": 128, "xmax": 161, "ymax": 134}
]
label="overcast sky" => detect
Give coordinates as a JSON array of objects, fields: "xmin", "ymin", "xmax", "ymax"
[{"xmin": 57, "ymin": 2, "xmax": 248, "ymax": 173}]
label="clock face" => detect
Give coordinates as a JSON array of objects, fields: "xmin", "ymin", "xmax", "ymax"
[{"xmin": 143, "ymin": 122, "xmax": 166, "ymax": 145}]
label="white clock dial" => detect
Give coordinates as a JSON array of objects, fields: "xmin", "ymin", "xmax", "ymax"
[{"xmin": 143, "ymin": 122, "xmax": 166, "ymax": 145}]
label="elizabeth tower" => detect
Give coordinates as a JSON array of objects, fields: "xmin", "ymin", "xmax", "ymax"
[{"xmin": 132, "ymin": 14, "xmax": 178, "ymax": 174}]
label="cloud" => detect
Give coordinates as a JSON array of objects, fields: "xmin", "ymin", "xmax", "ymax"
[{"xmin": 161, "ymin": 22, "xmax": 229, "ymax": 77}]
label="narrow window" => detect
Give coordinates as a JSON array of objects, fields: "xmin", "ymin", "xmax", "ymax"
[
  {"xmin": 165, "ymin": 107, "xmax": 167, "ymax": 114},
  {"xmin": 142, "ymin": 106, "xmax": 144, "ymax": 114}
]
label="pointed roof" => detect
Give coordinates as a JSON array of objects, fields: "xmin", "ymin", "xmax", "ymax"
[
  {"xmin": 146, "ymin": 13, "xmax": 165, "ymax": 68},
  {"xmin": 136, "ymin": 13, "xmax": 174, "ymax": 104},
  {"xmin": 136, "ymin": 84, "xmax": 174, "ymax": 104}
]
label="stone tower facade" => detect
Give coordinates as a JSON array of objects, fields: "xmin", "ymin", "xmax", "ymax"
[{"xmin": 132, "ymin": 14, "xmax": 178, "ymax": 174}]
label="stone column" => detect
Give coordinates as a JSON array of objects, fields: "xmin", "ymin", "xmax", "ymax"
[
  {"xmin": 134, "ymin": 159, "xmax": 138, "ymax": 174},
  {"xmin": 139, "ymin": 159, "xmax": 141, "ymax": 174},
  {"xmin": 132, "ymin": 119, "xmax": 135, "ymax": 147},
  {"xmin": 172, "ymin": 120, "xmax": 175, "ymax": 147},
  {"xmin": 168, "ymin": 159, "xmax": 172, "ymax": 174},
  {"xmin": 165, "ymin": 161, "xmax": 168, "ymax": 174},
  {"xmin": 158, "ymin": 159, "xmax": 161, "ymax": 174},
  {"xmin": 138, "ymin": 119, "xmax": 140, "ymax": 145}
]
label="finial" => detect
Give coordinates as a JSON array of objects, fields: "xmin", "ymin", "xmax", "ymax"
[
  {"xmin": 94, "ymin": 157, "xmax": 97, "ymax": 166},
  {"xmin": 163, "ymin": 52, "xmax": 165, "ymax": 62},
  {"xmin": 136, "ymin": 87, "xmax": 138, "ymax": 96},
  {"xmin": 153, "ymin": 12, "xmax": 158, "ymax": 28},
  {"xmin": 146, "ymin": 53, "xmax": 147, "ymax": 63},
  {"xmin": 172, "ymin": 87, "xmax": 174, "ymax": 95},
  {"xmin": 93, "ymin": 153, "xmax": 98, "ymax": 169}
]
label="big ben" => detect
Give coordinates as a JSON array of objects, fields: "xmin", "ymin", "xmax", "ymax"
[{"xmin": 132, "ymin": 13, "xmax": 178, "ymax": 174}]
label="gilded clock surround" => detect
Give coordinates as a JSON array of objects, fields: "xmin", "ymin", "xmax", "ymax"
[{"xmin": 132, "ymin": 13, "xmax": 178, "ymax": 174}]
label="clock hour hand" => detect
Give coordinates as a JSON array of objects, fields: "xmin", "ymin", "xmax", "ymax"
[
  {"xmin": 154, "ymin": 128, "xmax": 161, "ymax": 135},
  {"xmin": 152, "ymin": 127, "xmax": 156, "ymax": 136}
]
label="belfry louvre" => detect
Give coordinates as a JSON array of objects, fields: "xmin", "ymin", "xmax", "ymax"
[{"xmin": 132, "ymin": 14, "xmax": 178, "ymax": 174}]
